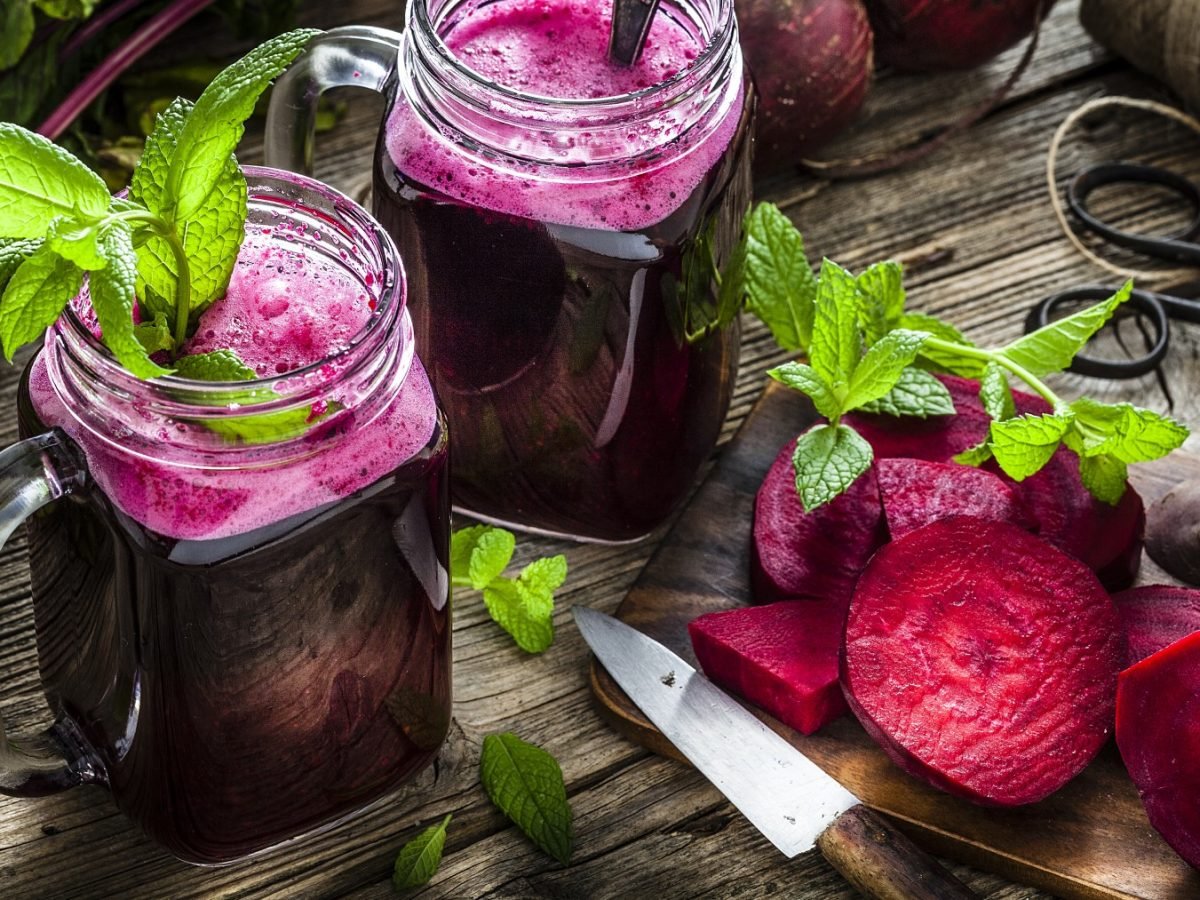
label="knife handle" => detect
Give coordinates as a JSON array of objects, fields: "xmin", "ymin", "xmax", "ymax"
[{"xmin": 816, "ymin": 804, "xmax": 979, "ymax": 900}]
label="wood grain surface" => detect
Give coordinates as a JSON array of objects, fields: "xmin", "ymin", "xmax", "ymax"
[{"xmin": 0, "ymin": 0, "xmax": 1198, "ymax": 897}]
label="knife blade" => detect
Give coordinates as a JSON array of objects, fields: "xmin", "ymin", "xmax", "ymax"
[{"xmin": 574, "ymin": 606, "xmax": 979, "ymax": 900}]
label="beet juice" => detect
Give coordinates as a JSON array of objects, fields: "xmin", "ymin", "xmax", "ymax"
[
  {"xmin": 373, "ymin": 0, "xmax": 753, "ymax": 541},
  {"xmin": 11, "ymin": 170, "xmax": 451, "ymax": 864}
]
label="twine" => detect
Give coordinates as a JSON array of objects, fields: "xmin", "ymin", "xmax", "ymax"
[{"xmin": 1045, "ymin": 96, "xmax": 1200, "ymax": 281}]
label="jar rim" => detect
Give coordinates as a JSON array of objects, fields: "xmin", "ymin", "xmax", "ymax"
[
  {"xmin": 55, "ymin": 165, "xmax": 406, "ymax": 407},
  {"xmin": 408, "ymin": 0, "xmax": 735, "ymax": 109}
]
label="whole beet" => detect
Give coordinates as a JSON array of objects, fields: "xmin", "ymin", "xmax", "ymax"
[
  {"xmin": 865, "ymin": 0, "xmax": 1052, "ymax": 72},
  {"xmin": 739, "ymin": 0, "xmax": 874, "ymax": 174}
]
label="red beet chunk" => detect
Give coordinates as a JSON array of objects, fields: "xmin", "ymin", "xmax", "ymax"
[
  {"xmin": 843, "ymin": 517, "xmax": 1123, "ymax": 806},
  {"xmin": 876, "ymin": 457, "xmax": 1036, "ymax": 539},
  {"xmin": 1116, "ymin": 631, "xmax": 1200, "ymax": 870},
  {"xmin": 843, "ymin": 374, "xmax": 990, "ymax": 462},
  {"xmin": 751, "ymin": 432, "xmax": 887, "ymax": 604},
  {"xmin": 865, "ymin": 0, "xmax": 1053, "ymax": 72},
  {"xmin": 1113, "ymin": 585, "xmax": 1200, "ymax": 668},
  {"xmin": 689, "ymin": 600, "xmax": 848, "ymax": 735}
]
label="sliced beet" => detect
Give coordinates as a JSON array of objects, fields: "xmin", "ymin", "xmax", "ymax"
[
  {"xmin": 843, "ymin": 517, "xmax": 1123, "ymax": 806},
  {"xmin": 1009, "ymin": 449, "xmax": 1145, "ymax": 591},
  {"xmin": 876, "ymin": 457, "xmax": 1037, "ymax": 539},
  {"xmin": 751, "ymin": 431, "xmax": 887, "ymax": 605},
  {"xmin": 1113, "ymin": 585, "xmax": 1200, "ymax": 668},
  {"xmin": 689, "ymin": 600, "xmax": 848, "ymax": 735},
  {"xmin": 843, "ymin": 374, "xmax": 989, "ymax": 462},
  {"xmin": 1116, "ymin": 630, "xmax": 1200, "ymax": 870}
]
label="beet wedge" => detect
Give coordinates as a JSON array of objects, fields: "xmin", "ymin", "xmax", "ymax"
[
  {"xmin": 843, "ymin": 517, "xmax": 1123, "ymax": 806},
  {"xmin": 1113, "ymin": 585, "xmax": 1200, "ymax": 668},
  {"xmin": 876, "ymin": 457, "xmax": 1037, "ymax": 539},
  {"xmin": 1117, "ymin": 630, "xmax": 1200, "ymax": 870},
  {"xmin": 689, "ymin": 600, "xmax": 848, "ymax": 736},
  {"xmin": 843, "ymin": 374, "xmax": 989, "ymax": 463},
  {"xmin": 751, "ymin": 431, "xmax": 886, "ymax": 605}
]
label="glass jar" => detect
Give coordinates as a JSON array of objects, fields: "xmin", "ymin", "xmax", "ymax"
[
  {"xmin": 0, "ymin": 169, "xmax": 451, "ymax": 865},
  {"xmin": 266, "ymin": 0, "xmax": 754, "ymax": 542}
]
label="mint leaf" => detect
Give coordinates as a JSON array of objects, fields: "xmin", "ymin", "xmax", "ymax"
[
  {"xmin": 843, "ymin": 328, "xmax": 928, "ymax": 411},
  {"xmin": 451, "ymin": 525, "xmax": 516, "ymax": 591},
  {"xmin": 742, "ymin": 203, "xmax": 815, "ymax": 352},
  {"xmin": 0, "ymin": 124, "xmax": 110, "ymax": 238},
  {"xmin": 0, "ymin": 238, "xmax": 39, "ymax": 293},
  {"xmin": 135, "ymin": 315, "xmax": 175, "ymax": 354},
  {"xmin": 1001, "ymin": 282, "xmax": 1131, "ymax": 378},
  {"xmin": 1069, "ymin": 398, "xmax": 1189, "ymax": 463},
  {"xmin": 954, "ymin": 440, "xmax": 994, "ymax": 467},
  {"xmin": 392, "ymin": 814, "xmax": 451, "ymax": 891},
  {"xmin": 856, "ymin": 261, "xmax": 905, "ymax": 344},
  {"xmin": 792, "ymin": 423, "xmax": 873, "ymax": 512},
  {"xmin": 715, "ymin": 232, "xmax": 747, "ymax": 329},
  {"xmin": 89, "ymin": 225, "xmax": 172, "ymax": 379},
  {"xmin": 174, "ymin": 349, "xmax": 257, "ymax": 381},
  {"xmin": 1078, "ymin": 453, "xmax": 1127, "ymax": 506},
  {"xmin": 0, "ymin": 1, "xmax": 34, "ymax": 71},
  {"xmin": 165, "ymin": 30, "xmax": 319, "ymax": 221},
  {"xmin": 979, "ymin": 362, "xmax": 1015, "ymax": 421},
  {"xmin": 203, "ymin": 400, "xmax": 341, "ymax": 446},
  {"xmin": 46, "ymin": 217, "xmax": 109, "ymax": 271},
  {"xmin": 34, "ymin": 0, "xmax": 99, "ymax": 17},
  {"xmin": 482, "ymin": 557, "xmax": 566, "ymax": 654},
  {"xmin": 132, "ymin": 98, "xmax": 247, "ymax": 318},
  {"xmin": 480, "ymin": 733, "xmax": 573, "ymax": 865},
  {"xmin": 857, "ymin": 367, "xmax": 955, "ymax": 418},
  {"xmin": 0, "ymin": 244, "xmax": 81, "ymax": 360},
  {"xmin": 904, "ymin": 312, "xmax": 986, "ymax": 377},
  {"xmin": 808, "ymin": 259, "xmax": 862, "ymax": 389},
  {"xmin": 989, "ymin": 413, "xmax": 1073, "ymax": 481},
  {"xmin": 768, "ymin": 362, "xmax": 840, "ymax": 420}
]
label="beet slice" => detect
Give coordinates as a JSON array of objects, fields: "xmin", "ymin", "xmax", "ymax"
[
  {"xmin": 843, "ymin": 374, "xmax": 989, "ymax": 462},
  {"xmin": 751, "ymin": 431, "xmax": 887, "ymax": 604},
  {"xmin": 1116, "ymin": 631, "xmax": 1200, "ymax": 869},
  {"xmin": 689, "ymin": 600, "xmax": 848, "ymax": 735},
  {"xmin": 876, "ymin": 457, "xmax": 1036, "ymax": 539},
  {"xmin": 1113, "ymin": 585, "xmax": 1200, "ymax": 668},
  {"xmin": 843, "ymin": 517, "xmax": 1123, "ymax": 806}
]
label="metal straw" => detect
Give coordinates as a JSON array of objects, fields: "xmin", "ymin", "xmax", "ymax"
[{"xmin": 608, "ymin": 0, "xmax": 661, "ymax": 66}]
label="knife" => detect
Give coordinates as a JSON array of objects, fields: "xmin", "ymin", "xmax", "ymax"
[{"xmin": 573, "ymin": 606, "xmax": 978, "ymax": 900}]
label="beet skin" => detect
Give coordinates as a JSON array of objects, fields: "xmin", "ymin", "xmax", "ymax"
[
  {"xmin": 1117, "ymin": 631, "xmax": 1200, "ymax": 870},
  {"xmin": 751, "ymin": 430, "xmax": 887, "ymax": 605},
  {"xmin": 864, "ymin": 0, "xmax": 1052, "ymax": 72},
  {"xmin": 843, "ymin": 517, "xmax": 1123, "ymax": 806},
  {"xmin": 1113, "ymin": 585, "xmax": 1200, "ymax": 668},
  {"xmin": 689, "ymin": 600, "xmax": 848, "ymax": 735},
  {"xmin": 739, "ymin": 0, "xmax": 874, "ymax": 174}
]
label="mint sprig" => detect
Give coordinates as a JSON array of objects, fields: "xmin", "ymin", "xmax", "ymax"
[
  {"xmin": 480, "ymin": 732, "xmax": 573, "ymax": 865},
  {"xmin": 451, "ymin": 525, "xmax": 568, "ymax": 654},
  {"xmin": 392, "ymin": 814, "xmax": 452, "ymax": 891},
  {"xmin": 732, "ymin": 202, "xmax": 1189, "ymax": 510},
  {"xmin": 0, "ymin": 29, "xmax": 318, "ymax": 376}
]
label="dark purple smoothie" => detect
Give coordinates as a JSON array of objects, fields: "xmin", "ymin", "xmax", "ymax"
[
  {"xmin": 375, "ymin": 0, "xmax": 753, "ymax": 541},
  {"xmin": 17, "ymin": 221, "xmax": 451, "ymax": 864}
]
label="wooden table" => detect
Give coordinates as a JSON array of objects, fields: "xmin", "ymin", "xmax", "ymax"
[{"xmin": 1, "ymin": 1, "xmax": 1197, "ymax": 896}]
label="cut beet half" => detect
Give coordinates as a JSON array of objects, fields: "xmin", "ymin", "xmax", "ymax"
[
  {"xmin": 843, "ymin": 374, "xmax": 990, "ymax": 463},
  {"xmin": 751, "ymin": 432, "xmax": 887, "ymax": 605},
  {"xmin": 1008, "ymin": 448, "xmax": 1145, "ymax": 592},
  {"xmin": 843, "ymin": 517, "xmax": 1123, "ymax": 806},
  {"xmin": 1116, "ymin": 630, "xmax": 1200, "ymax": 870},
  {"xmin": 689, "ymin": 600, "xmax": 848, "ymax": 736},
  {"xmin": 876, "ymin": 457, "xmax": 1037, "ymax": 539},
  {"xmin": 1113, "ymin": 585, "xmax": 1200, "ymax": 668}
]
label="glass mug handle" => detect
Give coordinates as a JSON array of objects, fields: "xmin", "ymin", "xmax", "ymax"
[
  {"xmin": 264, "ymin": 26, "xmax": 402, "ymax": 176},
  {"xmin": 0, "ymin": 430, "xmax": 93, "ymax": 796}
]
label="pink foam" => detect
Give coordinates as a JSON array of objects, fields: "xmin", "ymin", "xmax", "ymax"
[
  {"xmin": 30, "ymin": 227, "xmax": 438, "ymax": 542},
  {"xmin": 385, "ymin": 0, "xmax": 744, "ymax": 231}
]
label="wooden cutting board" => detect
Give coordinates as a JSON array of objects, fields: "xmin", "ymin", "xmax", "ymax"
[{"xmin": 591, "ymin": 379, "xmax": 1200, "ymax": 900}]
